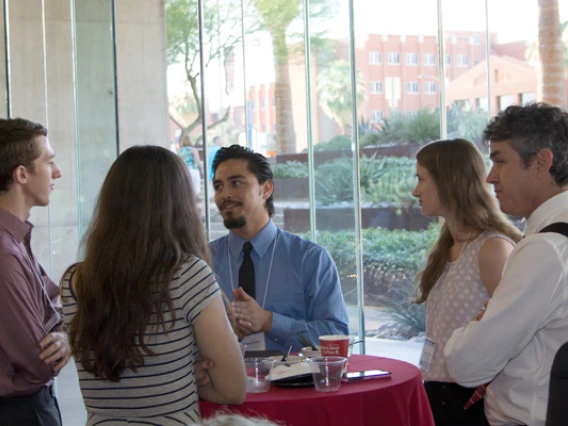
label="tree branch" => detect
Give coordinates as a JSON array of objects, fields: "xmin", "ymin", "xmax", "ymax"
[
  {"xmin": 169, "ymin": 113, "xmax": 185, "ymax": 130},
  {"xmin": 207, "ymin": 106, "xmax": 231, "ymax": 131}
]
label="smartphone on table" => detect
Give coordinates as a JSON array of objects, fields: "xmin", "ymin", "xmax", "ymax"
[{"xmin": 342, "ymin": 369, "xmax": 392, "ymax": 382}]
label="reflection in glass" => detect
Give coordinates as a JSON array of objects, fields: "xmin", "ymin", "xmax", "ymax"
[{"xmin": 71, "ymin": 0, "xmax": 118, "ymax": 235}]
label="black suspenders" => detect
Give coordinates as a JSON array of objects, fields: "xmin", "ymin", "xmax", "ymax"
[{"xmin": 539, "ymin": 223, "xmax": 568, "ymax": 238}]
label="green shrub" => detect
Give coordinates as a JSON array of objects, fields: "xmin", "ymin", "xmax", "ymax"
[
  {"xmin": 375, "ymin": 109, "xmax": 440, "ymax": 145},
  {"xmin": 273, "ymin": 161, "xmax": 309, "ymax": 179},
  {"xmin": 359, "ymin": 133, "xmax": 381, "ymax": 147},
  {"xmin": 314, "ymin": 159, "xmax": 354, "ymax": 205},
  {"xmin": 360, "ymin": 225, "xmax": 438, "ymax": 271},
  {"xmin": 362, "ymin": 157, "xmax": 416, "ymax": 207},
  {"xmin": 312, "ymin": 135, "xmax": 352, "ymax": 152},
  {"xmin": 358, "ymin": 117, "xmax": 379, "ymax": 137},
  {"xmin": 447, "ymin": 106, "xmax": 490, "ymax": 144},
  {"xmin": 314, "ymin": 224, "xmax": 438, "ymax": 283},
  {"xmin": 314, "ymin": 155, "xmax": 417, "ymax": 207},
  {"xmin": 372, "ymin": 274, "xmax": 426, "ymax": 336},
  {"xmin": 313, "ymin": 224, "xmax": 439, "ymax": 333},
  {"xmin": 314, "ymin": 155, "xmax": 385, "ymax": 205}
]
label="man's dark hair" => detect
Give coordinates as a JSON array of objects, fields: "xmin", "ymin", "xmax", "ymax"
[
  {"xmin": 0, "ymin": 118, "xmax": 47, "ymax": 193},
  {"xmin": 212, "ymin": 144, "xmax": 275, "ymax": 217},
  {"xmin": 483, "ymin": 103, "xmax": 568, "ymax": 186}
]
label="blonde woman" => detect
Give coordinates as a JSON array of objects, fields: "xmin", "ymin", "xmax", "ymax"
[{"xmin": 412, "ymin": 139, "xmax": 522, "ymax": 426}]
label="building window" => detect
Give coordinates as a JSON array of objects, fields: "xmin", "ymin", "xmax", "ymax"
[
  {"xmin": 390, "ymin": 110, "xmax": 402, "ymax": 119},
  {"xmin": 371, "ymin": 110, "xmax": 384, "ymax": 123},
  {"xmin": 406, "ymin": 53, "xmax": 418, "ymax": 65},
  {"xmin": 369, "ymin": 51, "xmax": 382, "ymax": 65},
  {"xmin": 407, "ymin": 110, "xmax": 418, "ymax": 118},
  {"xmin": 424, "ymin": 81, "xmax": 436, "ymax": 94},
  {"xmin": 406, "ymin": 81, "xmax": 419, "ymax": 94},
  {"xmin": 262, "ymin": 124, "xmax": 266, "ymax": 132},
  {"xmin": 476, "ymin": 97, "xmax": 489, "ymax": 111},
  {"xmin": 261, "ymin": 99, "xmax": 266, "ymax": 110},
  {"xmin": 423, "ymin": 53, "xmax": 436, "ymax": 66},
  {"xmin": 250, "ymin": 100, "xmax": 256, "ymax": 110},
  {"xmin": 471, "ymin": 34, "xmax": 480, "ymax": 45},
  {"xmin": 272, "ymin": 123, "xmax": 276, "ymax": 132},
  {"xmin": 521, "ymin": 92, "xmax": 537, "ymax": 105},
  {"xmin": 370, "ymin": 81, "xmax": 383, "ymax": 94},
  {"xmin": 457, "ymin": 55, "xmax": 469, "ymax": 67},
  {"xmin": 387, "ymin": 52, "xmax": 400, "ymax": 65},
  {"xmin": 271, "ymin": 97, "xmax": 275, "ymax": 107},
  {"xmin": 445, "ymin": 54, "xmax": 451, "ymax": 66}
]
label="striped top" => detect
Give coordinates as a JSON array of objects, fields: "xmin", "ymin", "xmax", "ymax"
[{"xmin": 61, "ymin": 257, "xmax": 220, "ymax": 426}]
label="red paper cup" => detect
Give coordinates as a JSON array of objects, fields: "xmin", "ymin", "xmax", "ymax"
[{"xmin": 319, "ymin": 335, "xmax": 350, "ymax": 358}]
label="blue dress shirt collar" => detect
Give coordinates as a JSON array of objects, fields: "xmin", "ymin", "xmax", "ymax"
[{"xmin": 227, "ymin": 220, "xmax": 278, "ymax": 259}]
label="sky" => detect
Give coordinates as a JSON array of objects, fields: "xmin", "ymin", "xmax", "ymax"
[{"xmin": 333, "ymin": 0, "xmax": 567, "ymax": 43}]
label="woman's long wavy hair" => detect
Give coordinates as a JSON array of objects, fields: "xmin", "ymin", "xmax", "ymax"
[
  {"xmin": 65, "ymin": 145, "xmax": 210, "ymax": 381},
  {"xmin": 415, "ymin": 139, "xmax": 522, "ymax": 304}
]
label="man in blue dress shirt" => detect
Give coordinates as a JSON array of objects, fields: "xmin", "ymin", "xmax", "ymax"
[{"xmin": 209, "ymin": 145, "xmax": 349, "ymax": 352}]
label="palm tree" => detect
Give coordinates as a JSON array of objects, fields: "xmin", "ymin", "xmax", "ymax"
[
  {"xmin": 317, "ymin": 60, "xmax": 367, "ymax": 135},
  {"xmin": 250, "ymin": 0, "xmax": 300, "ymax": 154},
  {"xmin": 250, "ymin": 0, "xmax": 335, "ymax": 153},
  {"xmin": 537, "ymin": 0, "xmax": 566, "ymax": 107}
]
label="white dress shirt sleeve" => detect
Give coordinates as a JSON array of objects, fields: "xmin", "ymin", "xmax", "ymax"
[{"xmin": 444, "ymin": 238, "xmax": 565, "ymax": 387}]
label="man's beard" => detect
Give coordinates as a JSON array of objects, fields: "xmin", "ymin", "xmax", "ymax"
[{"xmin": 224, "ymin": 215, "xmax": 247, "ymax": 229}]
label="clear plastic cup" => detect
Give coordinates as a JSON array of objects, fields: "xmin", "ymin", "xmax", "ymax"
[
  {"xmin": 244, "ymin": 358, "xmax": 275, "ymax": 393},
  {"xmin": 308, "ymin": 356, "xmax": 347, "ymax": 393}
]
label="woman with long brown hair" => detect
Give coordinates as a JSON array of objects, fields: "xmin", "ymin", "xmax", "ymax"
[
  {"xmin": 413, "ymin": 139, "xmax": 522, "ymax": 426},
  {"xmin": 61, "ymin": 146, "xmax": 245, "ymax": 425}
]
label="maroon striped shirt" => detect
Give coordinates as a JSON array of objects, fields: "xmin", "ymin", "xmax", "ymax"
[{"xmin": 0, "ymin": 207, "xmax": 62, "ymax": 397}]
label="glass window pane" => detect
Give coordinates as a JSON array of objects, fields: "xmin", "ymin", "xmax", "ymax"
[{"xmin": 353, "ymin": 0, "xmax": 440, "ymax": 365}]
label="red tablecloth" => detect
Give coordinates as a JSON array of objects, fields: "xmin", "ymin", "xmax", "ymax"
[{"xmin": 200, "ymin": 354, "xmax": 435, "ymax": 426}]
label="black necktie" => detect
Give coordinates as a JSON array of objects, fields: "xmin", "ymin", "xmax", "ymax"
[{"xmin": 239, "ymin": 242, "xmax": 255, "ymax": 299}]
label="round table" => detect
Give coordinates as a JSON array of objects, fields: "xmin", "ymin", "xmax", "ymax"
[{"xmin": 200, "ymin": 355, "xmax": 435, "ymax": 426}]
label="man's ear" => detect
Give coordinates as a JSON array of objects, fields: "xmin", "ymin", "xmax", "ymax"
[
  {"xmin": 533, "ymin": 148, "xmax": 553, "ymax": 178},
  {"xmin": 261, "ymin": 180, "xmax": 274, "ymax": 200},
  {"xmin": 12, "ymin": 165, "xmax": 29, "ymax": 185}
]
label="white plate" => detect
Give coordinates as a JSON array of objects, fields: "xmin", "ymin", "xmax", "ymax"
[
  {"xmin": 269, "ymin": 355, "xmax": 305, "ymax": 364},
  {"xmin": 270, "ymin": 359, "xmax": 312, "ymax": 381},
  {"xmin": 299, "ymin": 346, "xmax": 322, "ymax": 358}
]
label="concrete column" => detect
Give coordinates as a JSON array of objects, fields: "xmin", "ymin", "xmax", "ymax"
[
  {"xmin": 73, "ymin": 0, "xmax": 118, "ymax": 232},
  {"xmin": 115, "ymin": 0, "xmax": 169, "ymax": 151},
  {"xmin": 6, "ymin": 0, "xmax": 78, "ymax": 281},
  {"xmin": 0, "ymin": 0, "xmax": 170, "ymax": 277}
]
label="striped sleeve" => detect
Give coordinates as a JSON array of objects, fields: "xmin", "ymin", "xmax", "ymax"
[
  {"xmin": 175, "ymin": 257, "xmax": 220, "ymax": 323},
  {"xmin": 60, "ymin": 265, "xmax": 78, "ymax": 330}
]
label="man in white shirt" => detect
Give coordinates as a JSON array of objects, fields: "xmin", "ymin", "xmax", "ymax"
[{"xmin": 444, "ymin": 103, "xmax": 568, "ymax": 426}]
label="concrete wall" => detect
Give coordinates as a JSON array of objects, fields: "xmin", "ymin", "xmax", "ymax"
[
  {"xmin": 0, "ymin": 2, "xmax": 169, "ymax": 424},
  {"xmin": 0, "ymin": 0, "xmax": 169, "ymax": 284},
  {"xmin": 115, "ymin": 0, "xmax": 170, "ymax": 151}
]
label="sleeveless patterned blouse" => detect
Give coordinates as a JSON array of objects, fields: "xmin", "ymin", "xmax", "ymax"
[{"xmin": 421, "ymin": 231, "xmax": 514, "ymax": 382}]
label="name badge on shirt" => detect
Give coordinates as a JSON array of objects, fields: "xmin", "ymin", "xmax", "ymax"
[
  {"xmin": 241, "ymin": 332, "xmax": 266, "ymax": 351},
  {"xmin": 419, "ymin": 338, "xmax": 436, "ymax": 373}
]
